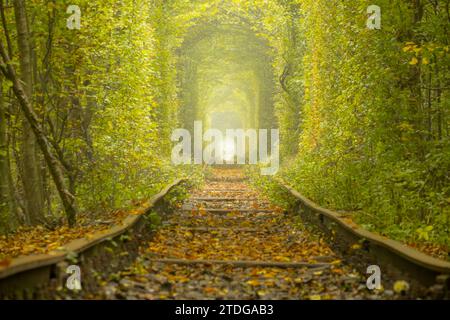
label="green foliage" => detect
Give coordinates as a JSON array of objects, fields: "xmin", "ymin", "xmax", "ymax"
[
  {"xmin": 0, "ymin": 0, "xmax": 448, "ymax": 254},
  {"xmin": 5, "ymin": 0, "xmax": 186, "ymax": 218},
  {"xmin": 416, "ymin": 226, "xmax": 434, "ymax": 241},
  {"xmin": 147, "ymin": 211, "xmax": 162, "ymax": 230},
  {"xmin": 247, "ymin": 165, "xmax": 297, "ymax": 211},
  {"xmin": 275, "ymin": 0, "xmax": 450, "ymax": 248}
]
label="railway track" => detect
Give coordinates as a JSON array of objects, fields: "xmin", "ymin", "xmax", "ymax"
[
  {"xmin": 2, "ymin": 167, "xmax": 447, "ymax": 299},
  {"xmin": 90, "ymin": 168, "xmax": 401, "ymax": 300}
]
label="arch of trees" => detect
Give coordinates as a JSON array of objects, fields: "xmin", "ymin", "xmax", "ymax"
[
  {"xmin": 0, "ymin": 0, "xmax": 448, "ymax": 250},
  {"xmin": 177, "ymin": 23, "xmax": 275, "ymax": 133}
]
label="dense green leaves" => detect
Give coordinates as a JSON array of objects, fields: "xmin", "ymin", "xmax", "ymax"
[
  {"xmin": 0, "ymin": 0, "xmax": 448, "ymax": 254},
  {"xmin": 277, "ymin": 0, "xmax": 449, "ymax": 249}
]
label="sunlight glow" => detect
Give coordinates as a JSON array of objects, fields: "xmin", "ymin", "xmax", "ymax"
[{"xmin": 222, "ymin": 138, "xmax": 236, "ymax": 162}]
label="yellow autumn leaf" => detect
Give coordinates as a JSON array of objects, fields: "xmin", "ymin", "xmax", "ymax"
[
  {"xmin": 393, "ymin": 280, "xmax": 410, "ymax": 293},
  {"xmin": 246, "ymin": 279, "xmax": 260, "ymax": 286},
  {"xmin": 257, "ymin": 290, "xmax": 268, "ymax": 297},
  {"xmin": 203, "ymin": 287, "xmax": 217, "ymax": 293},
  {"xmin": 409, "ymin": 57, "xmax": 419, "ymax": 65},
  {"xmin": 294, "ymin": 277, "xmax": 303, "ymax": 284}
]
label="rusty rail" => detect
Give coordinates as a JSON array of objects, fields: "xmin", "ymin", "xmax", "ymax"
[
  {"xmin": 0, "ymin": 179, "xmax": 185, "ymax": 298},
  {"xmin": 277, "ymin": 179, "xmax": 450, "ymax": 298}
]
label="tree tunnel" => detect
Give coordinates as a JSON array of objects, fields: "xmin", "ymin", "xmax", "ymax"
[{"xmin": 177, "ymin": 23, "xmax": 276, "ymax": 137}]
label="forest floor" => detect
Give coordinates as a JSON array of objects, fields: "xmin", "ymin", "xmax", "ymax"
[
  {"xmin": 0, "ymin": 201, "xmax": 147, "ymax": 262},
  {"xmin": 84, "ymin": 168, "xmax": 402, "ymax": 300}
]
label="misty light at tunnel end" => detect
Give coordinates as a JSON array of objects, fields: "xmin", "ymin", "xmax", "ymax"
[{"xmin": 171, "ymin": 121, "xmax": 279, "ymax": 175}]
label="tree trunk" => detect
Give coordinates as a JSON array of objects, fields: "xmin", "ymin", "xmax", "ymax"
[
  {"xmin": 0, "ymin": 42, "xmax": 77, "ymax": 227},
  {"xmin": 13, "ymin": 0, "xmax": 45, "ymax": 225},
  {"xmin": 0, "ymin": 72, "xmax": 12, "ymax": 231}
]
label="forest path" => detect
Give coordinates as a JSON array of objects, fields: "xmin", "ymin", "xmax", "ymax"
[{"xmin": 94, "ymin": 168, "xmax": 395, "ymax": 300}]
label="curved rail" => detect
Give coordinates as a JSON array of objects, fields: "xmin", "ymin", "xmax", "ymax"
[
  {"xmin": 0, "ymin": 179, "xmax": 185, "ymax": 298},
  {"xmin": 277, "ymin": 178, "xmax": 450, "ymax": 296}
]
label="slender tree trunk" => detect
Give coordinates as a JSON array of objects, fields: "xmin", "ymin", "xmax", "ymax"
[
  {"xmin": 407, "ymin": 0, "xmax": 425, "ymax": 157},
  {"xmin": 0, "ymin": 73, "xmax": 12, "ymax": 231},
  {"xmin": 13, "ymin": 0, "xmax": 45, "ymax": 224},
  {"xmin": 0, "ymin": 42, "xmax": 77, "ymax": 227}
]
